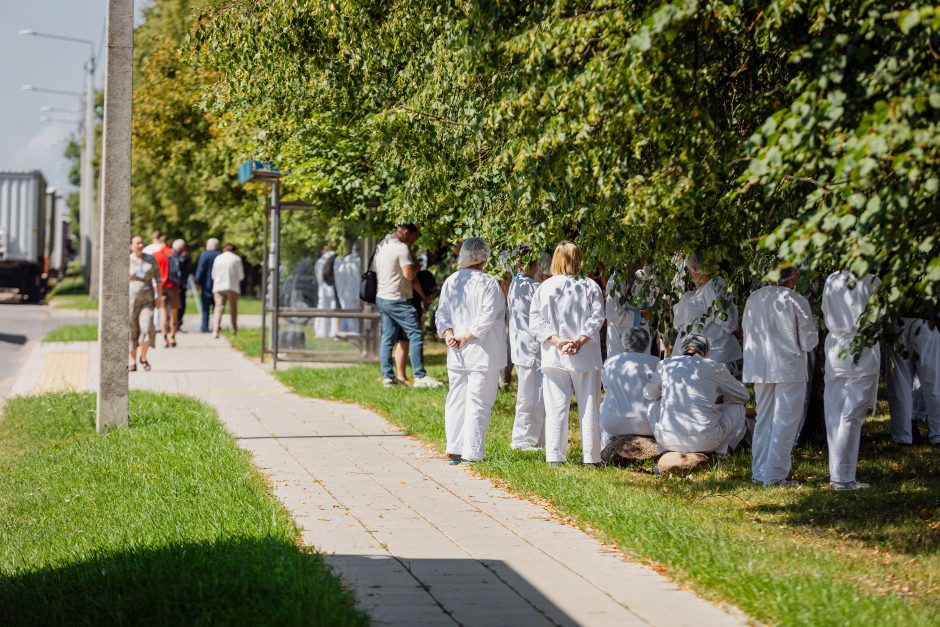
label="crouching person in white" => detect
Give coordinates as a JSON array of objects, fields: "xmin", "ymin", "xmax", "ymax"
[
  {"xmin": 508, "ymin": 251, "xmax": 546, "ymax": 450},
  {"xmin": 743, "ymin": 267, "xmax": 819, "ymax": 486},
  {"xmin": 600, "ymin": 327, "xmax": 660, "ymax": 448},
  {"xmin": 435, "ymin": 237, "xmax": 506, "ymax": 465},
  {"xmin": 823, "ymin": 271, "xmax": 880, "ymax": 490},
  {"xmin": 645, "ymin": 334, "xmax": 749, "ymax": 455},
  {"xmin": 529, "ymin": 241, "xmax": 605, "ymax": 467}
]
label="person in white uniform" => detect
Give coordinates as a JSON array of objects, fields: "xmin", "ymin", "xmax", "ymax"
[
  {"xmin": 435, "ymin": 237, "xmax": 506, "ymax": 464},
  {"xmin": 605, "ymin": 265, "xmax": 654, "ymax": 358},
  {"xmin": 743, "ymin": 268, "xmax": 819, "ymax": 486},
  {"xmin": 314, "ymin": 247, "xmax": 338, "ymax": 338},
  {"xmin": 886, "ymin": 317, "xmax": 940, "ymax": 446},
  {"xmin": 645, "ymin": 334, "xmax": 749, "ymax": 454},
  {"xmin": 529, "ymin": 241, "xmax": 605, "ymax": 466},
  {"xmin": 822, "ymin": 271, "xmax": 881, "ymax": 490},
  {"xmin": 672, "ymin": 254, "xmax": 742, "ymax": 372},
  {"xmin": 600, "ymin": 327, "xmax": 660, "ymax": 448},
  {"xmin": 508, "ymin": 255, "xmax": 545, "ymax": 450},
  {"xmin": 335, "ymin": 243, "xmax": 361, "ymax": 334}
]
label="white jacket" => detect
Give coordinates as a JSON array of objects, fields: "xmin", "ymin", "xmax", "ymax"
[
  {"xmin": 530, "ymin": 274, "xmax": 605, "ymax": 372},
  {"xmin": 600, "ymin": 352, "xmax": 661, "ymax": 435},
  {"xmin": 435, "ymin": 269, "xmax": 507, "ymax": 372},
  {"xmin": 822, "ymin": 271, "xmax": 880, "ymax": 377},
  {"xmin": 211, "ymin": 251, "xmax": 244, "ymax": 294},
  {"xmin": 335, "ymin": 251, "xmax": 361, "ymax": 310},
  {"xmin": 742, "ymin": 286, "xmax": 819, "ymax": 383},
  {"xmin": 508, "ymin": 273, "xmax": 540, "ymax": 367},
  {"xmin": 645, "ymin": 354, "xmax": 750, "ymax": 444},
  {"xmin": 672, "ymin": 277, "xmax": 742, "ymax": 363}
]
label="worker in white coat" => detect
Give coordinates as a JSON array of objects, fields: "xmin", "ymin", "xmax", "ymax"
[
  {"xmin": 606, "ymin": 265, "xmax": 654, "ymax": 357},
  {"xmin": 672, "ymin": 254, "xmax": 742, "ymax": 373},
  {"xmin": 822, "ymin": 271, "xmax": 881, "ymax": 490},
  {"xmin": 743, "ymin": 268, "xmax": 819, "ymax": 486},
  {"xmin": 435, "ymin": 237, "xmax": 506, "ymax": 464},
  {"xmin": 508, "ymin": 254, "xmax": 545, "ymax": 450},
  {"xmin": 645, "ymin": 334, "xmax": 749, "ymax": 454},
  {"xmin": 529, "ymin": 241, "xmax": 605, "ymax": 466},
  {"xmin": 886, "ymin": 317, "xmax": 940, "ymax": 446},
  {"xmin": 314, "ymin": 247, "xmax": 338, "ymax": 338},
  {"xmin": 600, "ymin": 327, "xmax": 660, "ymax": 448},
  {"xmin": 335, "ymin": 244, "xmax": 361, "ymax": 334}
]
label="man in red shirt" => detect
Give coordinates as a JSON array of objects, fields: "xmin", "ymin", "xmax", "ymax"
[{"xmin": 151, "ymin": 237, "xmax": 182, "ymax": 347}]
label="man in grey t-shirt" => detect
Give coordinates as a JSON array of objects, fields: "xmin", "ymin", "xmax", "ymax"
[{"xmin": 374, "ymin": 224, "xmax": 442, "ymax": 388}]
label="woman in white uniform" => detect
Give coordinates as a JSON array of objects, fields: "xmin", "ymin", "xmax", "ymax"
[
  {"xmin": 529, "ymin": 241, "xmax": 605, "ymax": 467},
  {"xmin": 508, "ymin": 254, "xmax": 545, "ymax": 450},
  {"xmin": 335, "ymin": 245, "xmax": 361, "ymax": 334},
  {"xmin": 605, "ymin": 265, "xmax": 654, "ymax": 358},
  {"xmin": 314, "ymin": 248, "xmax": 337, "ymax": 338},
  {"xmin": 672, "ymin": 254, "xmax": 742, "ymax": 372},
  {"xmin": 435, "ymin": 237, "xmax": 506, "ymax": 464}
]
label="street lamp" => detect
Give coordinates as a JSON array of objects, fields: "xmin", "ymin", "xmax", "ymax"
[{"xmin": 19, "ymin": 29, "xmax": 97, "ymax": 296}]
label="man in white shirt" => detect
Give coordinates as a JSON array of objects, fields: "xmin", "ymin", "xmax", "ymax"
[
  {"xmin": 600, "ymin": 328, "xmax": 660, "ymax": 448},
  {"xmin": 743, "ymin": 268, "xmax": 819, "ymax": 486},
  {"xmin": 508, "ymin": 255, "xmax": 545, "ymax": 450},
  {"xmin": 436, "ymin": 237, "xmax": 506, "ymax": 463},
  {"xmin": 210, "ymin": 243, "xmax": 245, "ymax": 338},
  {"xmin": 822, "ymin": 271, "xmax": 881, "ymax": 490},
  {"xmin": 374, "ymin": 224, "xmax": 442, "ymax": 388},
  {"xmin": 645, "ymin": 334, "xmax": 749, "ymax": 455}
]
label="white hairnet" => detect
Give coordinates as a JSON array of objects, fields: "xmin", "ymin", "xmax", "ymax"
[
  {"xmin": 685, "ymin": 253, "xmax": 704, "ymax": 273},
  {"xmin": 458, "ymin": 237, "xmax": 490, "ymax": 268}
]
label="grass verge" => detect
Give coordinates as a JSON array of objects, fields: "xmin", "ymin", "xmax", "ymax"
[
  {"xmin": 264, "ymin": 342, "xmax": 940, "ymax": 627},
  {"xmin": 186, "ymin": 295, "xmax": 263, "ymax": 316},
  {"xmin": 42, "ymin": 323, "xmax": 98, "ymax": 343},
  {"xmin": 224, "ymin": 327, "xmax": 360, "ymax": 360},
  {"xmin": 0, "ymin": 391, "xmax": 368, "ymax": 627}
]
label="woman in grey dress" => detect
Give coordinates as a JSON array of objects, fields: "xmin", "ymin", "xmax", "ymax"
[{"xmin": 129, "ymin": 235, "xmax": 161, "ymax": 371}]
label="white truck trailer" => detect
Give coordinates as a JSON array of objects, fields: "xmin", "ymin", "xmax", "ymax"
[{"xmin": 0, "ymin": 170, "xmax": 49, "ymax": 301}]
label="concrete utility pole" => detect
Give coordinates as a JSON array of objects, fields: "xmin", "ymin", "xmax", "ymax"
[{"xmin": 96, "ymin": 0, "xmax": 133, "ymax": 433}]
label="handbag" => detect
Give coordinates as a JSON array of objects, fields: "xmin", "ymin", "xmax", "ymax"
[{"xmin": 359, "ymin": 241, "xmax": 382, "ymax": 304}]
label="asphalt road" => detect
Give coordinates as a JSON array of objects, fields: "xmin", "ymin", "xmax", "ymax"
[{"xmin": 0, "ymin": 293, "xmax": 83, "ymax": 399}]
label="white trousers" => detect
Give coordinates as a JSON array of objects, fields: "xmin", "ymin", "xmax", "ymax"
[
  {"xmin": 315, "ymin": 289, "xmax": 337, "ymax": 338},
  {"xmin": 648, "ymin": 402, "xmax": 745, "ymax": 455},
  {"xmin": 886, "ymin": 322, "xmax": 940, "ymax": 444},
  {"xmin": 511, "ymin": 365, "xmax": 545, "ymax": 449},
  {"xmin": 824, "ymin": 373, "xmax": 877, "ymax": 483},
  {"xmin": 752, "ymin": 381, "xmax": 806, "ymax": 484},
  {"xmin": 445, "ymin": 368, "xmax": 500, "ymax": 461},
  {"xmin": 542, "ymin": 367, "xmax": 601, "ymax": 463}
]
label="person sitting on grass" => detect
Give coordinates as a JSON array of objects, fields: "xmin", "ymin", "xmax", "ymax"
[
  {"xmin": 435, "ymin": 237, "xmax": 506, "ymax": 465},
  {"xmin": 599, "ymin": 327, "xmax": 660, "ymax": 448},
  {"xmin": 645, "ymin": 334, "xmax": 749, "ymax": 456}
]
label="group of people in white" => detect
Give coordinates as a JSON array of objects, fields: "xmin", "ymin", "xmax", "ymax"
[{"xmin": 433, "ymin": 237, "xmax": 937, "ymax": 490}]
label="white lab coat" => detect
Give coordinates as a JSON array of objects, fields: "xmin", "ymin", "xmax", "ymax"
[
  {"xmin": 743, "ymin": 285, "xmax": 819, "ymax": 484},
  {"xmin": 314, "ymin": 252, "xmax": 337, "ymax": 338},
  {"xmin": 822, "ymin": 271, "xmax": 881, "ymax": 483},
  {"xmin": 529, "ymin": 274, "xmax": 605, "ymax": 463},
  {"xmin": 605, "ymin": 271, "xmax": 652, "ymax": 358},
  {"xmin": 600, "ymin": 352, "xmax": 660, "ymax": 445},
  {"xmin": 435, "ymin": 269, "xmax": 506, "ymax": 461},
  {"xmin": 672, "ymin": 277, "xmax": 742, "ymax": 365},
  {"xmin": 335, "ymin": 251, "xmax": 361, "ymax": 334},
  {"xmin": 645, "ymin": 354, "xmax": 749, "ymax": 454},
  {"xmin": 508, "ymin": 272, "xmax": 545, "ymax": 449},
  {"xmin": 887, "ymin": 317, "xmax": 940, "ymax": 445}
]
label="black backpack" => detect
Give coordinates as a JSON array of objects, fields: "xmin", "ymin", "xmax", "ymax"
[
  {"xmin": 359, "ymin": 245, "xmax": 380, "ymax": 304},
  {"xmin": 322, "ymin": 253, "xmax": 337, "ymax": 287},
  {"xmin": 167, "ymin": 252, "xmax": 184, "ymax": 286}
]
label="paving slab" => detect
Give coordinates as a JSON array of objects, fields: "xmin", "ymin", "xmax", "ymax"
[{"xmin": 10, "ymin": 333, "xmax": 747, "ymax": 626}]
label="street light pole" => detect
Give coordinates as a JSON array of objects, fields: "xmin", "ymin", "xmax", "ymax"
[{"xmin": 95, "ymin": 0, "xmax": 133, "ymax": 432}]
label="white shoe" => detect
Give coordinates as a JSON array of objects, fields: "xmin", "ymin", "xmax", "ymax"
[
  {"xmin": 831, "ymin": 481, "xmax": 870, "ymax": 491},
  {"xmin": 413, "ymin": 375, "xmax": 443, "ymax": 389},
  {"xmin": 382, "ymin": 377, "xmax": 401, "ymax": 388}
]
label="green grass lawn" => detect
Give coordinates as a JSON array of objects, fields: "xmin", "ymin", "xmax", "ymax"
[
  {"xmin": 187, "ymin": 295, "xmax": 263, "ymax": 316},
  {"xmin": 42, "ymin": 323, "xmax": 98, "ymax": 342},
  {"xmin": 0, "ymin": 391, "xmax": 368, "ymax": 627},
  {"xmin": 265, "ymin": 342, "xmax": 940, "ymax": 627},
  {"xmin": 224, "ymin": 327, "xmax": 361, "ymax": 360}
]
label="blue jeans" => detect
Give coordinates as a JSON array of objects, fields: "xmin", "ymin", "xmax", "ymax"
[
  {"xmin": 200, "ymin": 290, "xmax": 214, "ymax": 332},
  {"xmin": 376, "ymin": 297, "xmax": 426, "ymax": 380}
]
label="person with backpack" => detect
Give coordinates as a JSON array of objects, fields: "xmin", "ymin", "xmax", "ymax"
[
  {"xmin": 152, "ymin": 237, "xmax": 183, "ymax": 348},
  {"xmin": 211, "ymin": 244, "xmax": 245, "ymax": 338},
  {"xmin": 172, "ymin": 240, "xmax": 192, "ymax": 332}
]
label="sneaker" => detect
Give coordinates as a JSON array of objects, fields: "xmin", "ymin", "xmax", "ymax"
[
  {"xmin": 383, "ymin": 377, "xmax": 402, "ymax": 388},
  {"xmin": 413, "ymin": 375, "xmax": 444, "ymax": 389},
  {"xmin": 765, "ymin": 479, "xmax": 801, "ymax": 487},
  {"xmin": 831, "ymin": 481, "xmax": 870, "ymax": 491}
]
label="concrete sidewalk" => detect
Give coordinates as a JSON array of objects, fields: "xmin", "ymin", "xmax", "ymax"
[{"xmin": 11, "ymin": 334, "xmax": 745, "ymax": 626}]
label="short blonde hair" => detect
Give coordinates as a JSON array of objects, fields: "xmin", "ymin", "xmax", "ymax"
[{"xmin": 551, "ymin": 240, "xmax": 581, "ymax": 276}]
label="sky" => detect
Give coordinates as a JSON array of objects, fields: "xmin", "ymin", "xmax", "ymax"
[{"xmin": 0, "ymin": 1, "xmax": 149, "ymax": 197}]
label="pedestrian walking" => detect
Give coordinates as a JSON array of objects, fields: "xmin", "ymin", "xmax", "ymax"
[
  {"xmin": 128, "ymin": 235, "xmax": 160, "ymax": 372},
  {"xmin": 173, "ymin": 239, "xmax": 192, "ymax": 331},
  {"xmin": 211, "ymin": 243, "xmax": 245, "ymax": 337},
  {"xmin": 194, "ymin": 238, "xmax": 221, "ymax": 333},
  {"xmin": 152, "ymin": 236, "xmax": 183, "ymax": 347}
]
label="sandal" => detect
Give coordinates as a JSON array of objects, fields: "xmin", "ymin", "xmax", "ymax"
[
  {"xmin": 140, "ymin": 359, "xmax": 151, "ymax": 371},
  {"xmin": 169, "ymin": 336, "xmax": 177, "ymax": 348},
  {"xmin": 128, "ymin": 363, "xmax": 137, "ymax": 372}
]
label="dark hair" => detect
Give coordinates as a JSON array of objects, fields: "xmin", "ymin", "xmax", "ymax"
[
  {"xmin": 398, "ymin": 223, "xmax": 419, "ymax": 235},
  {"xmin": 151, "ymin": 229, "xmax": 162, "ymax": 239},
  {"xmin": 223, "ymin": 244, "xmax": 235, "ymax": 252}
]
